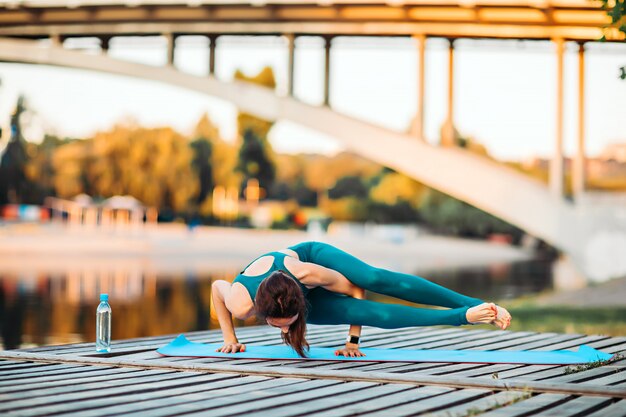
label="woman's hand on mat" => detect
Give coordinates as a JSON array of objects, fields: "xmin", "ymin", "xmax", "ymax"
[
  {"xmin": 335, "ymin": 343, "xmax": 365, "ymax": 358},
  {"xmin": 216, "ymin": 342, "xmax": 246, "ymax": 353}
]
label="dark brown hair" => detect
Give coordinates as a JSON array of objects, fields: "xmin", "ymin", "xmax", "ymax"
[{"xmin": 255, "ymin": 270, "xmax": 310, "ymax": 357}]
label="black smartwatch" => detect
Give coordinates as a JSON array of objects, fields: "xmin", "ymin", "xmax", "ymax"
[{"xmin": 346, "ymin": 335, "xmax": 360, "ymax": 344}]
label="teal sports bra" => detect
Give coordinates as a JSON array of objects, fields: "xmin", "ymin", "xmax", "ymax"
[{"xmin": 232, "ymin": 251, "xmax": 310, "ymax": 303}]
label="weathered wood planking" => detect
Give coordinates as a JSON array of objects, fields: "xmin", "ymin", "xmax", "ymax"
[{"xmin": 1, "ymin": 326, "xmax": 625, "ymax": 417}]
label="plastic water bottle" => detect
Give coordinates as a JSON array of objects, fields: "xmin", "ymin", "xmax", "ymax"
[{"xmin": 96, "ymin": 293, "xmax": 111, "ymax": 353}]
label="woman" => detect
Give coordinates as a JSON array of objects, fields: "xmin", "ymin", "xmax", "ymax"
[{"xmin": 212, "ymin": 241, "xmax": 511, "ymax": 358}]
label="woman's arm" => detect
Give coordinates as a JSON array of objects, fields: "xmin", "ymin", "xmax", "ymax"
[
  {"xmin": 335, "ymin": 285, "xmax": 366, "ymax": 357},
  {"xmin": 211, "ymin": 280, "xmax": 249, "ymax": 353}
]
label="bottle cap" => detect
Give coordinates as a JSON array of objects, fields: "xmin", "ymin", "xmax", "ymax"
[{"xmin": 100, "ymin": 293, "xmax": 109, "ymax": 302}]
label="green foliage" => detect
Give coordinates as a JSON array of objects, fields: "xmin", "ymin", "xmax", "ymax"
[
  {"xmin": 190, "ymin": 137, "xmax": 213, "ymax": 204},
  {"xmin": 418, "ymin": 190, "xmax": 522, "ymax": 239},
  {"xmin": 0, "ymin": 96, "xmax": 31, "ymax": 204},
  {"xmin": 233, "ymin": 66, "xmax": 278, "ymax": 195},
  {"xmin": 236, "ymin": 128, "xmax": 276, "ymax": 192},
  {"xmin": 563, "ymin": 352, "xmax": 623, "ymax": 375},
  {"xmin": 328, "ymin": 175, "xmax": 368, "ymax": 199},
  {"xmin": 599, "ymin": 0, "xmax": 626, "ymax": 78}
]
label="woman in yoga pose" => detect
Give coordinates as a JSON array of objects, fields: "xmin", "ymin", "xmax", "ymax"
[{"xmin": 212, "ymin": 241, "xmax": 511, "ymax": 358}]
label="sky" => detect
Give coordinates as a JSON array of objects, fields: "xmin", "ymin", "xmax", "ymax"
[{"xmin": 0, "ymin": 35, "xmax": 625, "ymax": 161}]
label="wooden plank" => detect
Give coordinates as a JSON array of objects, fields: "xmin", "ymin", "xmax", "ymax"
[
  {"xmin": 441, "ymin": 332, "xmax": 537, "ymax": 351},
  {"xmin": 580, "ymin": 370, "xmax": 626, "ymax": 387},
  {"xmin": 0, "ymin": 372, "xmax": 238, "ymax": 413},
  {"xmin": 498, "ymin": 334, "xmax": 586, "ymax": 351},
  {"xmin": 0, "ymin": 367, "xmax": 141, "ymax": 393},
  {"xmin": 0, "ymin": 369, "xmax": 176, "ymax": 396},
  {"xmin": 4, "ymin": 350, "xmax": 624, "ymax": 398},
  {"xmin": 241, "ymin": 383, "xmax": 414, "ymax": 417},
  {"xmin": 299, "ymin": 385, "xmax": 454, "ymax": 417},
  {"xmin": 426, "ymin": 390, "xmax": 530, "ymax": 417},
  {"xmin": 373, "ymin": 329, "xmax": 495, "ymax": 350},
  {"xmin": 0, "ymin": 365, "xmax": 114, "ymax": 387},
  {"xmin": 357, "ymin": 388, "xmax": 489, "ymax": 417},
  {"xmin": 511, "ymin": 366, "xmax": 571, "ymax": 381},
  {"xmin": 18, "ymin": 375, "xmax": 288, "ymax": 417},
  {"xmin": 101, "ymin": 379, "xmax": 338, "ymax": 417},
  {"xmin": 584, "ymin": 399, "xmax": 626, "ymax": 417},
  {"xmin": 480, "ymin": 364, "xmax": 561, "ymax": 380},
  {"xmin": 155, "ymin": 381, "xmax": 381, "ymax": 417},
  {"xmin": 0, "ymin": 364, "xmax": 86, "ymax": 378},
  {"xmin": 533, "ymin": 335, "xmax": 611, "ymax": 351},
  {"xmin": 444, "ymin": 363, "xmax": 527, "ymax": 379},
  {"xmin": 545, "ymin": 366, "xmax": 624, "ymax": 384},
  {"xmin": 478, "ymin": 393, "xmax": 570, "ymax": 417},
  {"xmin": 0, "ymin": 361, "xmax": 54, "ymax": 370},
  {"xmin": 531, "ymin": 395, "xmax": 614, "ymax": 416},
  {"xmin": 0, "ymin": 366, "xmax": 125, "ymax": 386}
]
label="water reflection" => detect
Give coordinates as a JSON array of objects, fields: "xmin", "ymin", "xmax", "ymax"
[{"xmin": 0, "ymin": 260, "xmax": 552, "ymax": 350}]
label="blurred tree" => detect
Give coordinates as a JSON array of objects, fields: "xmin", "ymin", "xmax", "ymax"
[
  {"xmin": 323, "ymin": 197, "xmax": 368, "ymax": 222},
  {"xmin": 190, "ymin": 116, "xmax": 217, "ymax": 204},
  {"xmin": 419, "ymin": 189, "xmax": 522, "ymax": 240},
  {"xmin": 0, "ymin": 95, "xmax": 30, "ymax": 204},
  {"xmin": 236, "ymin": 128, "xmax": 276, "ymax": 192},
  {"xmin": 369, "ymin": 172, "xmax": 426, "ymax": 208},
  {"xmin": 234, "ymin": 67, "xmax": 277, "ymax": 195},
  {"xmin": 328, "ymin": 175, "xmax": 368, "ymax": 199},
  {"xmin": 292, "ymin": 177, "xmax": 317, "ymax": 207},
  {"xmin": 25, "ymin": 134, "xmax": 73, "ymax": 202},
  {"xmin": 85, "ymin": 125, "xmax": 198, "ymax": 211},
  {"xmin": 52, "ymin": 140, "xmax": 89, "ymax": 198}
]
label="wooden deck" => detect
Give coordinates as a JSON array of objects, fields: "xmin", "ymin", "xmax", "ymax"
[{"xmin": 1, "ymin": 325, "xmax": 625, "ymax": 416}]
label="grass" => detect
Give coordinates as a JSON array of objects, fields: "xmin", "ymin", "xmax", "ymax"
[{"xmin": 563, "ymin": 352, "xmax": 624, "ymax": 374}]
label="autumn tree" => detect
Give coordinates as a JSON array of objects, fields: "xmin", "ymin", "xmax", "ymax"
[
  {"xmin": 83, "ymin": 124, "xmax": 198, "ymax": 211},
  {"xmin": 234, "ymin": 67, "xmax": 277, "ymax": 195}
]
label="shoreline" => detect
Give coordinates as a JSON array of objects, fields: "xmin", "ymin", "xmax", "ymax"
[{"xmin": 0, "ymin": 222, "xmax": 533, "ymax": 275}]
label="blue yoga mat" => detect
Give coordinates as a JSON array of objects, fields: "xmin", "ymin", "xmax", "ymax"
[{"xmin": 157, "ymin": 334, "xmax": 614, "ymax": 365}]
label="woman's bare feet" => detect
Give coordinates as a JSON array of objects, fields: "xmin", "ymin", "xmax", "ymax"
[
  {"xmin": 493, "ymin": 304, "xmax": 512, "ymax": 330},
  {"xmin": 466, "ymin": 303, "xmax": 512, "ymax": 330},
  {"xmin": 466, "ymin": 303, "xmax": 497, "ymax": 325}
]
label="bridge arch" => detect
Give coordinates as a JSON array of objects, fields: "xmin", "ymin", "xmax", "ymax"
[{"xmin": 0, "ymin": 37, "xmax": 583, "ymax": 258}]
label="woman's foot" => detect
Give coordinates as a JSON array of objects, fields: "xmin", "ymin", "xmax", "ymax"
[
  {"xmin": 466, "ymin": 303, "xmax": 512, "ymax": 330},
  {"xmin": 493, "ymin": 304, "xmax": 512, "ymax": 330},
  {"xmin": 466, "ymin": 302, "xmax": 497, "ymax": 325}
]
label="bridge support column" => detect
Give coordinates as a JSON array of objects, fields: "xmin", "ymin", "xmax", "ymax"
[
  {"xmin": 208, "ymin": 35, "xmax": 218, "ymax": 76},
  {"xmin": 550, "ymin": 38, "xmax": 565, "ymax": 198},
  {"xmin": 323, "ymin": 36, "xmax": 333, "ymax": 106},
  {"xmin": 573, "ymin": 42, "xmax": 587, "ymax": 201},
  {"xmin": 442, "ymin": 38, "xmax": 456, "ymax": 147},
  {"xmin": 409, "ymin": 34, "xmax": 426, "ymax": 140},
  {"xmin": 286, "ymin": 34, "xmax": 296, "ymax": 97},
  {"xmin": 165, "ymin": 32, "xmax": 176, "ymax": 67}
]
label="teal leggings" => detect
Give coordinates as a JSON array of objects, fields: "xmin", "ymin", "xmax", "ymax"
[{"xmin": 289, "ymin": 242, "xmax": 484, "ymax": 328}]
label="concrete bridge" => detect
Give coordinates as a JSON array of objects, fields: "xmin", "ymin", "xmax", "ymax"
[{"xmin": 0, "ymin": 0, "xmax": 624, "ymax": 283}]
